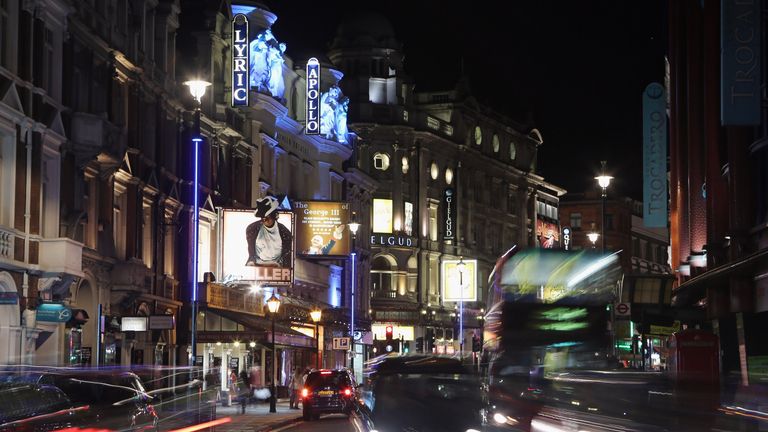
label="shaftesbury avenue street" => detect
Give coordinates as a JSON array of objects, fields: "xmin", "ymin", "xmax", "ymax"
[{"xmin": 0, "ymin": 1, "xmax": 766, "ymax": 431}]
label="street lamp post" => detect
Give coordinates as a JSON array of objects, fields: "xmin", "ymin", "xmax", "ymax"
[
  {"xmin": 595, "ymin": 161, "xmax": 613, "ymax": 254},
  {"xmin": 184, "ymin": 80, "xmax": 211, "ymax": 367},
  {"xmin": 266, "ymin": 293, "xmax": 281, "ymax": 414},
  {"xmin": 348, "ymin": 217, "xmax": 360, "ymax": 373},
  {"xmin": 310, "ymin": 308, "xmax": 322, "ymax": 369},
  {"xmin": 457, "ymin": 257, "xmax": 466, "ymax": 360},
  {"xmin": 587, "ymin": 232, "xmax": 600, "ymax": 249}
]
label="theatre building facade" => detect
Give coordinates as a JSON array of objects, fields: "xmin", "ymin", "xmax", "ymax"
[
  {"xmin": 0, "ymin": 0, "xmax": 375, "ymax": 391},
  {"xmin": 326, "ymin": 12, "xmax": 566, "ymax": 356}
]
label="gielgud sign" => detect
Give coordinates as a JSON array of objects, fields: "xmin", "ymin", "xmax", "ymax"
[{"xmin": 220, "ymin": 200, "xmax": 295, "ymax": 285}]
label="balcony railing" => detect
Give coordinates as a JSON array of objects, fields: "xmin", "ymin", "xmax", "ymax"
[{"xmin": 0, "ymin": 227, "xmax": 13, "ymax": 260}]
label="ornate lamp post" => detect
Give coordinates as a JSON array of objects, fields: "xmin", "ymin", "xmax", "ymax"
[
  {"xmin": 457, "ymin": 257, "xmax": 466, "ymax": 359},
  {"xmin": 587, "ymin": 232, "xmax": 600, "ymax": 249},
  {"xmin": 310, "ymin": 308, "xmax": 322, "ymax": 369},
  {"xmin": 348, "ymin": 217, "xmax": 360, "ymax": 373},
  {"xmin": 183, "ymin": 79, "xmax": 210, "ymax": 367},
  {"xmin": 266, "ymin": 293, "xmax": 281, "ymax": 413},
  {"xmin": 595, "ymin": 161, "xmax": 613, "ymax": 253}
]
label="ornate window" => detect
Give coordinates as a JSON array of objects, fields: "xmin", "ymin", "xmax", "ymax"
[
  {"xmin": 492, "ymin": 134, "xmax": 500, "ymax": 153},
  {"xmin": 445, "ymin": 167, "xmax": 453, "ymax": 185},
  {"xmin": 510, "ymin": 141, "xmax": 517, "ymax": 160},
  {"xmin": 430, "ymin": 162, "xmax": 439, "ymax": 180},
  {"xmin": 401, "ymin": 156, "xmax": 409, "ymax": 174}
]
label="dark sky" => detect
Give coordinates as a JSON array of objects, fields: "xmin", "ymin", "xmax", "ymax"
[{"xmin": 265, "ymin": 1, "xmax": 667, "ymax": 200}]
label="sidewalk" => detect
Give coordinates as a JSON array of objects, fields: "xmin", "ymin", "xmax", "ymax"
[{"xmin": 213, "ymin": 399, "xmax": 303, "ymax": 432}]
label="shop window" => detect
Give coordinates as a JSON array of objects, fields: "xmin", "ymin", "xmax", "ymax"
[{"xmin": 570, "ymin": 212, "xmax": 582, "ymax": 229}]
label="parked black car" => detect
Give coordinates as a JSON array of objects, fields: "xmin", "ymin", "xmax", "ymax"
[
  {"xmin": 0, "ymin": 382, "xmax": 81, "ymax": 431},
  {"xmin": 5, "ymin": 370, "xmax": 158, "ymax": 431},
  {"xmin": 301, "ymin": 369, "xmax": 358, "ymax": 421}
]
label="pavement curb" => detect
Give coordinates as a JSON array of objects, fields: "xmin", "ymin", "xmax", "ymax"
[{"xmin": 253, "ymin": 416, "xmax": 303, "ymax": 431}]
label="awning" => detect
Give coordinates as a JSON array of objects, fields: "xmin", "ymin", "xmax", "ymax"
[
  {"xmin": 200, "ymin": 308, "xmax": 316, "ymax": 349},
  {"xmin": 672, "ymin": 247, "xmax": 768, "ymax": 307}
]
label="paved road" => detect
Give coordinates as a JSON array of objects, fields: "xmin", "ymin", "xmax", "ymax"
[{"xmin": 277, "ymin": 414, "xmax": 356, "ymax": 432}]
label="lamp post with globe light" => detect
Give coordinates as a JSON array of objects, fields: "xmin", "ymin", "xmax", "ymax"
[
  {"xmin": 266, "ymin": 293, "xmax": 281, "ymax": 413},
  {"xmin": 183, "ymin": 79, "xmax": 210, "ymax": 367},
  {"xmin": 595, "ymin": 161, "xmax": 613, "ymax": 253},
  {"xmin": 348, "ymin": 216, "xmax": 360, "ymax": 373},
  {"xmin": 457, "ymin": 257, "xmax": 466, "ymax": 360}
]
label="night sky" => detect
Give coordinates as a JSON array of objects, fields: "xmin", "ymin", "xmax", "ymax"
[{"xmin": 266, "ymin": 1, "xmax": 667, "ymax": 200}]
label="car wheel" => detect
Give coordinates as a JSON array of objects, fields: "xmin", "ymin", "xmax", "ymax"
[{"xmin": 303, "ymin": 408, "xmax": 312, "ymax": 421}]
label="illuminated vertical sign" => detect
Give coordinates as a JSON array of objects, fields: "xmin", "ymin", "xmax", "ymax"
[
  {"xmin": 231, "ymin": 14, "xmax": 249, "ymax": 107},
  {"xmin": 642, "ymin": 82, "xmax": 667, "ymax": 228},
  {"xmin": 562, "ymin": 227, "xmax": 571, "ymax": 251},
  {"xmin": 443, "ymin": 188, "xmax": 456, "ymax": 241},
  {"xmin": 306, "ymin": 57, "xmax": 320, "ymax": 134},
  {"xmin": 721, "ymin": 0, "xmax": 761, "ymax": 125}
]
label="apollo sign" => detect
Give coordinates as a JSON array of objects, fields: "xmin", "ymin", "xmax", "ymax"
[
  {"xmin": 305, "ymin": 58, "xmax": 320, "ymax": 134},
  {"xmin": 231, "ymin": 14, "xmax": 249, "ymax": 107}
]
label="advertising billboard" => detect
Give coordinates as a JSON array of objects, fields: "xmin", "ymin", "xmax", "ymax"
[
  {"xmin": 221, "ymin": 208, "xmax": 294, "ymax": 285},
  {"xmin": 372, "ymin": 199, "xmax": 393, "ymax": 233},
  {"xmin": 536, "ymin": 217, "xmax": 559, "ymax": 249},
  {"xmin": 442, "ymin": 259, "xmax": 478, "ymax": 302},
  {"xmin": 294, "ymin": 201, "xmax": 351, "ymax": 257}
]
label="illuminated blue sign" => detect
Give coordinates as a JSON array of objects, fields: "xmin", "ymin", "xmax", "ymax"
[
  {"xmin": 37, "ymin": 303, "xmax": 72, "ymax": 323},
  {"xmin": 305, "ymin": 57, "xmax": 320, "ymax": 135},
  {"xmin": 231, "ymin": 14, "xmax": 249, "ymax": 107},
  {"xmin": 721, "ymin": 0, "xmax": 761, "ymax": 125},
  {"xmin": 642, "ymin": 83, "xmax": 667, "ymax": 228}
]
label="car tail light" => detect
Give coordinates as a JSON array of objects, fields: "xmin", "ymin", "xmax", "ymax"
[
  {"xmin": 301, "ymin": 388, "xmax": 309, "ymax": 398},
  {"xmin": 320, "ymin": 370, "xmax": 332, "ymax": 375},
  {"xmin": 343, "ymin": 388, "xmax": 352, "ymax": 396}
]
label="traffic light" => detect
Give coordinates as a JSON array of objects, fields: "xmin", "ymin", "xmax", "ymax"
[{"xmin": 385, "ymin": 325, "xmax": 393, "ymax": 342}]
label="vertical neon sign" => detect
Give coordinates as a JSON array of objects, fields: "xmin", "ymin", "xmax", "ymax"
[
  {"xmin": 305, "ymin": 57, "xmax": 320, "ymax": 134},
  {"xmin": 231, "ymin": 14, "xmax": 249, "ymax": 107}
]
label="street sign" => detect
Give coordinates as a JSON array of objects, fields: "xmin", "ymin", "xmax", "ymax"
[
  {"xmin": 333, "ymin": 337, "xmax": 350, "ymax": 350},
  {"xmin": 615, "ymin": 303, "xmax": 631, "ymax": 317},
  {"xmin": 36, "ymin": 303, "xmax": 72, "ymax": 322}
]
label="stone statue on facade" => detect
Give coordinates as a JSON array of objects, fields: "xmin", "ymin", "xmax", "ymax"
[
  {"xmin": 249, "ymin": 29, "xmax": 286, "ymax": 99},
  {"xmin": 319, "ymin": 85, "xmax": 349, "ymax": 144}
]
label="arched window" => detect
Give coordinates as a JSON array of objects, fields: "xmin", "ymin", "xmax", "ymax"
[
  {"xmin": 407, "ymin": 256, "xmax": 418, "ymax": 293},
  {"xmin": 371, "ymin": 255, "xmax": 396, "ymax": 295}
]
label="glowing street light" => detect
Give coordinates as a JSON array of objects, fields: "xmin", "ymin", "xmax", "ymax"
[
  {"xmin": 587, "ymin": 232, "xmax": 600, "ymax": 248},
  {"xmin": 594, "ymin": 161, "xmax": 612, "ymax": 253},
  {"xmin": 310, "ymin": 309, "xmax": 322, "ymax": 368},
  {"xmin": 266, "ymin": 292, "xmax": 281, "ymax": 413}
]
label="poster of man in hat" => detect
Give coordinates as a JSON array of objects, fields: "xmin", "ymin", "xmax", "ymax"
[
  {"xmin": 221, "ymin": 197, "xmax": 295, "ymax": 285},
  {"xmin": 245, "ymin": 196, "xmax": 293, "ymax": 267}
]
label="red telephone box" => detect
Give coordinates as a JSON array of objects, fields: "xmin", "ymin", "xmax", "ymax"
[{"xmin": 668, "ymin": 329, "xmax": 719, "ymax": 384}]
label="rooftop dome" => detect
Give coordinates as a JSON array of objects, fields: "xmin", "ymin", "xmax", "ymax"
[{"xmin": 330, "ymin": 11, "xmax": 401, "ymax": 51}]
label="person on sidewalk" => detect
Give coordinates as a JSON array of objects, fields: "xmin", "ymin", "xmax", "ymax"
[{"xmin": 289, "ymin": 366, "xmax": 302, "ymax": 409}]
